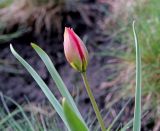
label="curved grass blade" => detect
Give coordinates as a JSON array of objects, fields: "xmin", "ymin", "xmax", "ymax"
[
  {"xmin": 10, "ymin": 44, "xmax": 70, "ymax": 130},
  {"xmin": 133, "ymin": 21, "xmax": 141, "ymax": 131},
  {"xmin": 0, "ymin": 94, "xmax": 35, "ymax": 131},
  {"xmin": 0, "ymin": 93, "xmax": 23, "ymax": 131},
  {"xmin": 62, "ymin": 98, "xmax": 88, "ymax": 131},
  {"xmin": 0, "ymin": 109, "xmax": 21, "ymax": 129},
  {"xmin": 31, "ymin": 43, "xmax": 88, "ymax": 129}
]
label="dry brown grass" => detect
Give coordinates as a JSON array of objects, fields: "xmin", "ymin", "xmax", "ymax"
[
  {"xmin": 0, "ymin": 0, "xmax": 65, "ymax": 35},
  {"xmin": 100, "ymin": 0, "xmax": 136, "ymax": 31}
]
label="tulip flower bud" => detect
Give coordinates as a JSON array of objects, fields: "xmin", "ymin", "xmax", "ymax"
[{"xmin": 64, "ymin": 27, "xmax": 88, "ymax": 72}]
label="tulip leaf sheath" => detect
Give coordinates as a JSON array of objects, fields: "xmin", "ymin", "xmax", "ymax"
[{"xmin": 62, "ymin": 98, "xmax": 88, "ymax": 131}]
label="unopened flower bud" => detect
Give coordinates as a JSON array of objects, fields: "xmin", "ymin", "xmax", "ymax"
[{"xmin": 64, "ymin": 27, "xmax": 88, "ymax": 72}]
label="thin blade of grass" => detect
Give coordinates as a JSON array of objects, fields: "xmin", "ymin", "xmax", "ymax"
[
  {"xmin": 133, "ymin": 21, "xmax": 141, "ymax": 131},
  {"xmin": 0, "ymin": 109, "xmax": 21, "ymax": 128},
  {"xmin": 31, "ymin": 43, "xmax": 88, "ymax": 129},
  {"xmin": 107, "ymin": 99, "xmax": 131, "ymax": 131},
  {"xmin": 121, "ymin": 118, "xmax": 133, "ymax": 131},
  {"xmin": 0, "ymin": 29, "xmax": 29, "ymax": 43},
  {"xmin": 121, "ymin": 110, "xmax": 149, "ymax": 131},
  {"xmin": 0, "ymin": 93, "xmax": 23, "ymax": 131},
  {"xmin": 0, "ymin": 94, "xmax": 35, "ymax": 131},
  {"xmin": 10, "ymin": 44, "xmax": 70, "ymax": 130}
]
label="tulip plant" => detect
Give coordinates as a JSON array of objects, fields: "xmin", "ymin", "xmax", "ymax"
[{"xmin": 10, "ymin": 22, "xmax": 141, "ymax": 131}]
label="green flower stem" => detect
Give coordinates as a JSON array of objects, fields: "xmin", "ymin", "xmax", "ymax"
[{"xmin": 81, "ymin": 72, "xmax": 106, "ymax": 131}]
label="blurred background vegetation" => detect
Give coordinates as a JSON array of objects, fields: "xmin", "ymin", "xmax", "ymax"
[{"xmin": 0, "ymin": 0, "xmax": 160, "ymax": 130}]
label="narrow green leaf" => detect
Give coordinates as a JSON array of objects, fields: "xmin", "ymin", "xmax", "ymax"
[
  {"xmin": 62, "ymin": 98, "xmax": 88, "ymax": 131},
  {"xmin": 10, "ymin": 44, "xmax": 70, "ymax": 130},
  {"xmin": 133, "ymin": 21, "xmax": 141, "ymax": 131},
  {"xmin": 31, "ymin": 43, "xmax": 88, "ymax": 129},
  {"xmin": 121, "ymin": 118, "xmax": 133, "ymax": 131}
]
